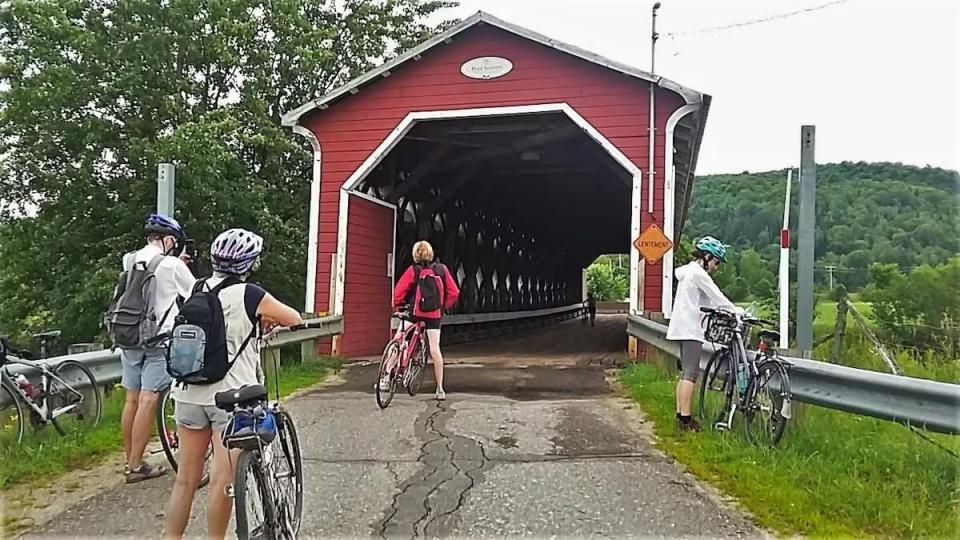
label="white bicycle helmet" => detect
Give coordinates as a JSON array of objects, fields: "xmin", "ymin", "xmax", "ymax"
[{"xmin": 210, "ymin": 228, "xmax": 263, "ymax": 275}]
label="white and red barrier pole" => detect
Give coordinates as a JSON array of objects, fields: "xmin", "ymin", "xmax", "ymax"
[{"xmin": 779, "ymin": 169, "xmax": 793, "ymax": 349}]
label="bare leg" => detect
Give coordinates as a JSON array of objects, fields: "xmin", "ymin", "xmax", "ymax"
[
  {"xmin": 677, "ymin": 380, "xmax": 696, "ymax": 416},
  {"xmin": 207, "ymin": 430, "xmax": 241, "ymax": 539},
  {"xmin": 427, "ymin": 329, "xmax": 443, "ymax": 393},
  {"xmin": 128, "ymin": 390, "xmax": 160, "ymax": 468},
  {"xmin": 121, "ymin": 389, "xmax": 140, "ymax": 466},
  {"xmin": 165, "ymin": 426, "xmax": 210, "ymax": 539}
]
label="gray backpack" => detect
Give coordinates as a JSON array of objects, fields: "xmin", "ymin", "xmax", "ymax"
[{"xmin": 106, "ymin": 253, "xmax": 173, "ymax": 349}]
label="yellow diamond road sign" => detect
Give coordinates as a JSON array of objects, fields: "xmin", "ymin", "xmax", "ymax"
[{"xmin": 634, "ymin": 224, "xmax": 673, "ymax": 265}]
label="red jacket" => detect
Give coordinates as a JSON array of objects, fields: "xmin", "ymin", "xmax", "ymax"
[{"xmin": 392, "ymin": 263, "xmax": 460, "ymax": 319}]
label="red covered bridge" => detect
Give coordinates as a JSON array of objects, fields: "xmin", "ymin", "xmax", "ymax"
[{"xmin": 283, "ymin": 12, "xmax": 709, "ymax": 357}]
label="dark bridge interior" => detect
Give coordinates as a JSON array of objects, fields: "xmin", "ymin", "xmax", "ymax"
[{"xmin": 355, "ymin": 112, "xmax": 631, "ymax": 314}]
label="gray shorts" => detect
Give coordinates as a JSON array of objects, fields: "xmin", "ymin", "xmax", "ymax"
[
  {"xmin": 174, "ymin": 401, "xmax": 230, "ymax": 432},
  {"xmin": 680, "ymin": 340, "xmax": 703, "ymax": 382},
  {"xmin": 120, "ymin": 348, "xmax": 171, "ymax": 392}
]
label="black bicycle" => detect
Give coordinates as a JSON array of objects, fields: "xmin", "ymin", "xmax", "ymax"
[
  {"xmin": 217, "ymin": 321, "xmax": 309, "ymax": 540},
  {"xmin": 697, "ymin": 307, "xmax": 793, "ymax": 447},
  {"xmin": 0, "ymin": 333, "xmax": 102, "ymax": 445}
]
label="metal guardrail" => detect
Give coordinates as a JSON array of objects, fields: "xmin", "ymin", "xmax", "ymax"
[
  {"xmin": 2, "ymin": 316, "xmax": 344, "ymax": 400},
  {"xmin": 627, "ymin": 315, "xmax": 960, "ymax": 435}
]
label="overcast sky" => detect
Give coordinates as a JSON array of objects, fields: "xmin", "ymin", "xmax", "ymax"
[{"xmin": 444, "ymin": 0, "xmax": 959, "ymax": 175}]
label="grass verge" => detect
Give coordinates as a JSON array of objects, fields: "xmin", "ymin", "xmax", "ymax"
[
  {"xmin": 620, "ymin": 362, "xmax": 960, "ymax": 538},
  {"xmin": 0, "ymin": 357, "xmax": 340, "ymax": 491}
]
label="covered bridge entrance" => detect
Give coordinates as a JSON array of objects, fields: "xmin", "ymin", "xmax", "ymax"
[{"xmin": 283, "ymin": 12, "xmax": 709, "ymax": 357}]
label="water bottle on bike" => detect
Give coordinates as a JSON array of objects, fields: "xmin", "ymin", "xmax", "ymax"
[
  {"xmin": 736, "ymin": 359, "xmax": 748, "ymax": 396},
  {"xmin": 15, "ymin": 373, "xmax": 40, "ymax": 401}
]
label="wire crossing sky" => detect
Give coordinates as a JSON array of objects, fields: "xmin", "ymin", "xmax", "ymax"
[{"xmin": 445, "ymin": 0, "xmax": 959, "ymax": 175}]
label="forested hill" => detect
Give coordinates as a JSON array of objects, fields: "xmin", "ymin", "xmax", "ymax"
[{"xmin": 683, "ymin": 162, "xmax": 959, "ymax": 288}]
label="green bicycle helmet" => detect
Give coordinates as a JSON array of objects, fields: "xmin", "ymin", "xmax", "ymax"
[{"xmin": 695, "ymin": 236, "xmax": 728, "ymax": 262}]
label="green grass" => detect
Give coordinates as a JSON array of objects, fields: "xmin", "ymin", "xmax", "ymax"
[
  {"xmin": 813, "ymin": 300, "xmax": 874, "ymax": 337},
  {"xmin": 811, "ymin": 300, "xmax": 959, "ymax": 383},
  {"xmin": 620, "ymin": 362, "xmax": 960, "ymax": 538},
  {"xmin": 0, "ymin": 358, "xmax": 340, "ymax": 490}
]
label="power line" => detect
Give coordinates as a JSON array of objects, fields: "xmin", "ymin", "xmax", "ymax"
[{"xmin": 665, "ymin": 0, "xmax": 852, "ymax": 38}]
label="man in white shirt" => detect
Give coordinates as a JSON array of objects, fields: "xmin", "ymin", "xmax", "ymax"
[{"xmin": 120, "ymin": 214, "xmax": 195, "ymax": 483}]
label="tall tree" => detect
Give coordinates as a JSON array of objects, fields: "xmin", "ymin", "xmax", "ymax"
[{"xmin": 0, "ymin": 0, "xmax": 455, "ymax": 344}]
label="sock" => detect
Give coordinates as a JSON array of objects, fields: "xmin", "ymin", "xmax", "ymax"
[
  {"xmin": 680, "ymin": 415, "xmax": 692, "ymax": 424},
  {"xmin": 676, "ymin": 412, "xmax": 681, "ymax": 420}
]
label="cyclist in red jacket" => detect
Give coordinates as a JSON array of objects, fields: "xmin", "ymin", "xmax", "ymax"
[{"xmin": 390, "ymin": 240, "xmax": 460, "ymax": 400}]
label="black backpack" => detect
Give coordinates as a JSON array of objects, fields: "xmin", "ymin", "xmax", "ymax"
[
  {"xmin": 166, "ymin": 277, "xmax": 257, "ymax": 385},
  {"xmin": 415, "ymin": 263, "xmax": 445, "ymax": 312}
]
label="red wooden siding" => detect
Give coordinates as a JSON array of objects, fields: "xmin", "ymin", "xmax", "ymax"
[
  {"xmin": 340, "ymin": 196, "xmax": 394, "ymax": 357},
  {"xmin": 305, "ymin": 25, "xmax": 688, "ymax": 338}
]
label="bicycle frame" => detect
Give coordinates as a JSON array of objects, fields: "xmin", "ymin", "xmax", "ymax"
[
  {"xmin": 709, "ymin": 310, "xmax": 791, "ymax": 430},
  {"xmin": 391, "ymin": 318, "xmax": 426, "ymax": 377},
  {"xmin": 704, "ymin": 310, "xmax": 757, "ymax": 428},
  {"xmin": 1, "ymin": 359, "xmax": 83, "ymax": 421},
  {"xmin": 224, "ymin": 401, "xmax": 298, "ymax": 539}
]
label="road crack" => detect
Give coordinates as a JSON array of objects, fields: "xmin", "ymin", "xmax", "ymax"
[{"xmin": 375, "ymin": 401, "xmax": 493, "ymax": 538}]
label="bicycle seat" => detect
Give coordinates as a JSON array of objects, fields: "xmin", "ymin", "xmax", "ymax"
[
  {"xmin": 758, "ymin": 329, "xmax": 781, "ymax": 342},
  {"xmin": 215, "ymin": 384, "xmax": 268, "ymax": 412},
  {"xmin": 32, "ymin": 330, "xmax": 62, "ymax": 341},
  {"xmin": 394, "ymin": 312, "xmax": 415, "ymax": 322}
]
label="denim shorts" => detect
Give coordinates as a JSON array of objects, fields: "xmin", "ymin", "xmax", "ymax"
[{"xmin": 120, "ymin": 348, "xmax": 171, "ymax": 392}]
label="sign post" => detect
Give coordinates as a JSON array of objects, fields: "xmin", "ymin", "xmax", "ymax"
[
  {"xmin": 629, "ymin": 224, "xmax": 674, "ymax": 359},
  {"xmin": 797, "ymin": 126, "xmax": 816, "ymax": 356},
  {"xmin": 157, "ymin": 163, "xmax": 175, "ymax": 217}
]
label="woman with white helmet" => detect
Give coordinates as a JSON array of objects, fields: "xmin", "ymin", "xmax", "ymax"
[
  {"xmin": 666, "ymin": 236, "xmax": 739, "ymax": 432},
  {"xmin": 165, "ymin": 228, "xmax": 303, "ymax": 539}
]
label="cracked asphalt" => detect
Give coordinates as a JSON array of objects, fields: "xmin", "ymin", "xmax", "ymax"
[{"xmin": 23, "ymin": 317, "xmax": 761, "ymax": 538}]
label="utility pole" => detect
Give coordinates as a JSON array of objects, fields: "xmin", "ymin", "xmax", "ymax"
[
  {"xmin": 826, "ymin": 264, "xmax": 837, "ymax": 291},
  {"xmin": 157, "ymin": 163, "xmax": 175, "ymax": 217},
  {"xmin": 797, "ymin": 126, "xmax": 816, "ymax": 356},
  {"xmin": 647, "ymin": 2, "xmax": 661, "ymax": 213}
]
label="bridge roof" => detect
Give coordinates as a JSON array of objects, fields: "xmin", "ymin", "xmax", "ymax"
[{"xmin": 281, "ymin": 11, "xmax": 709, "ymax": 127}]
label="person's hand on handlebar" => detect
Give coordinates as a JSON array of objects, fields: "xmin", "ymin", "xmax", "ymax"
[{"xmin": 261, "ymin": 318, "xmax": 281, "ymax": 341}]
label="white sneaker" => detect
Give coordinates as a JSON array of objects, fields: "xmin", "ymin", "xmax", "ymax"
[
  {"xmin": 378, "ymin": 375, "xmax": 391, "ymax": 391},
  {"xmin": 435, "ymin": 389, "xmax": 446, "ymax": 401}
]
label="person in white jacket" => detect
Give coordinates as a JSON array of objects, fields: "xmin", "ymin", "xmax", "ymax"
[{"xmin": 666, "ymin": 236, "xmax": 738, "ymax": 432}]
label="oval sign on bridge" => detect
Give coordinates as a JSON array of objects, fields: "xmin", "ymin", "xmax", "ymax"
[{"xmin": 460, "ymin": 57, "xmax": 514, "ymax": 80}]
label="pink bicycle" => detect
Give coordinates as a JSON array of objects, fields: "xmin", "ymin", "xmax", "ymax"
[{"xmin": 375, "ymin": 309, "xmax": 428, "ymax": 409}]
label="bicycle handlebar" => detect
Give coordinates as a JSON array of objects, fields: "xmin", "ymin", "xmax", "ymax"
[
  {"xmin": 0, "ymin": 336, "xmax": 32, "ymax": 361},
  {"xmin": 282, "ymin": 319, "xmax": 335, "ymax": 332},
  {"xmin": 700, "ymin": 307, "xmax": 776, "ymax": 327}
]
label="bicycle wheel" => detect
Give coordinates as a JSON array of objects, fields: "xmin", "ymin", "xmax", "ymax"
[
  {"xmin": 274, "ymin": 410, "xmax": 304, "ymax": 535},
  {"xmin": 0, "ymin": 379, "xmax": 25, "ymax": 445},
  {"xmin": 698, "ymin": 349, "xmax": 734, "ymax": 430},
  {"xmin": 405, "ymin": 338, "xmax": 427, "ymax": 397},
  {"xmin": 744, "ymin": 359, "xmax": 791, "ymax": 447},
  {"xmin": 50, "ymin": 360, "xmax": 102, "ymax": 437},
  {"xmin": 234, "ymin": 450, "xmax": 275, "ymax": 540},
  {"xmin": 375, "ymin": 341, "xmax": 400, "ymax": 409},
  {"xmin": 156, "ymin": 387, "xmax": 211, "ymax": 488}
]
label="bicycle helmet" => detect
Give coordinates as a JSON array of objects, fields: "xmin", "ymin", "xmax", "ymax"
[
  {"xmin": 144, "ymin": 213, "xmax": 186, "ymax": 241},
  {"xmin": 210, "ymin": 228, "xmax": 263, "ymax": 275},
  {"xmin": 695, "ymin": 236, "xmax": 728, "ymax": 263}
]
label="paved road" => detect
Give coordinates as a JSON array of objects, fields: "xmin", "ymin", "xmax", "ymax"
[{"xmin": 25, "ymin": 318, "xmax": 761, "ymax": 538}]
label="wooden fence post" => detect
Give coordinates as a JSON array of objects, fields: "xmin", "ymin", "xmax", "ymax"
[{"xmin": 830, "ymin": 290, "xmax": 849, "ymax": 364}]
